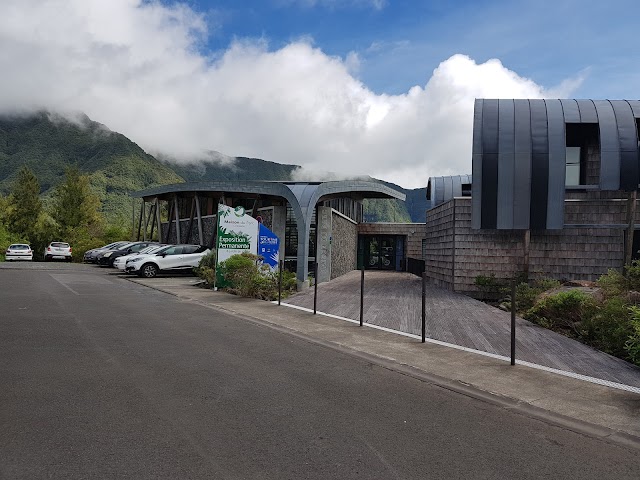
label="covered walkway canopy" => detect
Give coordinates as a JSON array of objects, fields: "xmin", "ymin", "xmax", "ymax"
[{"xmin": 131, "ymin": 180, "xmax": 405, "ymax": 285}]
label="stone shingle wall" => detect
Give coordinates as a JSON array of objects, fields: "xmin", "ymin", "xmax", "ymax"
[
  {"xmin": 529, "ymin": 227, "xmax": 623, "ymax": 280},
  {"xmin": 450, "ymin": 199, "xmax": 525, "ymax": 294},
  {"xmin": 330, "ymin": 211, "xmax": 358, "ymax": 280},
  {"xmin": 424, "ymin": 202, "xmax": 455, "ymax": 288},
  {"xmin": 424, "ymin": 192, "xmax": 635, "ymax": 295}
]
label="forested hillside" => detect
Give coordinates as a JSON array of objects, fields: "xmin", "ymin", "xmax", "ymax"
[
  {"xmin": 0, "ymin": 112, "xmax": 183, "ymax": 224},
  {"xmin": 0, "ymin": 111, "xmax": 426, "ymax": 224}
]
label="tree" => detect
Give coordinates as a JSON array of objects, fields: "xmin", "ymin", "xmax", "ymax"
[
  {"xmin": 52, "ymin": 166, "xmax": 103, "ymax": 237},
  {"xmin": 5, "ymin": 166, "xmax": 42, "ymax": 241}
]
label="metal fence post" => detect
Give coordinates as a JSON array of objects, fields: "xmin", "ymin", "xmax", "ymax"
[
  {"xmin": 360, "ymin": 266, "xmax": 364, "ymax": 326},
  {"xmin": 278, "ymin": 260, "xmax": 283, "ymax": 306},
  {"xmin": 511, "ymin": 279, "xmax": 516, "ymax": 365},
  {"xmin": 421, "ymin": 272, "xmax": 426, "ymax": 343},
  {"xmin": 313, "ymin": 261, "xmax": 318, "ymax": 315}
]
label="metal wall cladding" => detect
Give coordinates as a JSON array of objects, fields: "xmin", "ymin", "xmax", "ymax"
[{"xmin": 472, "ymin": 99, "xmax": 640, "ymax": 230}]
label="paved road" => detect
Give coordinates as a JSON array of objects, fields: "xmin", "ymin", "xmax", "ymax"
[{"xmin": 1, "ymin": 265, "xmax": 639, "ymax": 479}]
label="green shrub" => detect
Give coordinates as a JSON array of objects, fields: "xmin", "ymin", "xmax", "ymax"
[
  {"xmin": 597, "ymin": 269, "xmax": 628, "ymax": 298},
  {"xmin": 625, "ymin": 306, "xmax": 640, "ymax": 365},
  {"xmin": 597, "ymin": 261, "xmax": 640, "ymax": 298},
  {"xmin": 194, "ymin": 251, "xmax": 216, "ymax": 287},
  {"xmin": 525, "ymin": 290, "xmax": 596, "ymax": 335},
  {"xmin": 582, "ymin": 297, "xmax": 633, "ymax": 359},
  {"xmin": 217, "ymin": 252, "xmax": 296, "ymax": 300},
  {"xmin": 509, "ymin": 278, "xmax": 560, "ymax": 312}
]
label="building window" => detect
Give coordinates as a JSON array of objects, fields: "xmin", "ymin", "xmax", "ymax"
[
  {"xmin": 565, "ymin": 123, "xmax": 600, "ymax": 186},
  {"xmin": 565, "ymin": 146, "xmax": 581, "ymax": 186}
]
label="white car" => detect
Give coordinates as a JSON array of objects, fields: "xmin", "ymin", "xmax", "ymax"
[
  {"xmin": 125, "ymin": 244, "xmax": 210, "ymax": 278},
  {"xmin": 44, "ymin": 242, "xmax": 72, "ymax": 262},
  {"xmin": 5, "ymin": 243, "xmax": 33, "ymax": 261},
  {"xmin": 113, "ymin": 244, "xmax": 167, "ymax": 271}
]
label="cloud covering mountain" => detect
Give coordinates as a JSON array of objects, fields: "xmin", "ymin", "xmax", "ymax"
[{"xmin": 0, "ymin": 0, "xmax": 581, "ymax": 188}]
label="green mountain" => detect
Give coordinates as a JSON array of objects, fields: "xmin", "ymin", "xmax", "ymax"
[
  {"xmin": 0, "ymin": 111, "xmax": 183, "ymax": 223},
  {"xmin": 0, "ymin": 111, "xmax": 425, "ymax": 224},
  {"xmin": 163, "ymin": 154, "xmax": 300, "ymax": 183}
]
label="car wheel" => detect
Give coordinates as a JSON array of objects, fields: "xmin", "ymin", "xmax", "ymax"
[
  {"xmin": 66, "ymin": 257, "xmax": 73, "ymax": 263},
  {"xmin": 140, "ymin": 263, "xmax": 158, "ymax": 278},
  {"xmin": 45, "ymin": 255, "xmax": 51, "ymax": 262}
]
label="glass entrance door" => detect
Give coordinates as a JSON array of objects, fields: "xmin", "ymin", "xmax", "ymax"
[
  {"xmin": 364, "ymin": 235, "xmax": 396, "ymax": 270},
  {"xmin": 379, "ymin": 237, "xmax": 395, "ymax": 270}
]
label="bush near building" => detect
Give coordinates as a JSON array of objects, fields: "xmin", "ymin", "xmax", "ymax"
[
  {"xmin": 519, "ymin": 263, "xmax": 640, "ymax": 367},
  {"xmin": 197, "ymin": 251, "xmax": 297, "ymax": 301}
]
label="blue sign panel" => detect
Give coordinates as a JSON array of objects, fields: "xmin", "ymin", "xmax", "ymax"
[{"xmin": 258, "ymin": 223, "xmax": 280, "ymax": 271}]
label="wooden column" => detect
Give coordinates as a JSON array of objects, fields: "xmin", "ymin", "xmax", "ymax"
[
  {"xmin": 156, "ymin": 197, "xmax": 163, "ymax": 243},
  {"xmin": 186, "ymin": 196, "xmax": 196, "ymax": 244},
  {"xmin": 136, "ymin": 199, "xmax": 144, "ymax": 241},
  {"xmin": 174, "ymin": 195, "xmax": 181, "ymax": 244},
  {"xmin": 195, "ymin": 194, "xmax": 204, "ymax": 246},
  {"xmin": 142, "ymin": 201, "xmax": 147, "ymax": 241}
]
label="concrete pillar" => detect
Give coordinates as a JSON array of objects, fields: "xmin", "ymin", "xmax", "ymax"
[
  {"xmin": 271, "ymin": 205, "xmax": 287, "ymax": 263},
  {"xmin": 316, "ymin": 206, "xmax": 332, "ymax": 284}
]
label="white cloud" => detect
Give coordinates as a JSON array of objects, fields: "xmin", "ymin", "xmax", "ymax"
[{"xmin": 0, "ymin": 0, "xmax": 582, "ymax": 189}]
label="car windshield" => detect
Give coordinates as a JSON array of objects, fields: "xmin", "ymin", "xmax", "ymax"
[
  {"xmin": 154, "ymin": 245, "xmax": 175, "ymax": 255},
  {"xmin": 139, "ymin": 245, "xmax": 163, "ymax": 254},
  {"xmin": 51, "ymin": 242, "xmax": 69, "ymax": 248},
  {"xmin": 116, "ymin": 242, "xmax": 136, "ymax": 251},
  {"xmin": 10, "ymin": 244, "xmax": 29, "ymax": 250}
]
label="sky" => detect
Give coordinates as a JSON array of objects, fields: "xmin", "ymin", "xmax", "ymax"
[{"xmin": 0, "ymin": 0, "xmax": 638, "ymax": 189}]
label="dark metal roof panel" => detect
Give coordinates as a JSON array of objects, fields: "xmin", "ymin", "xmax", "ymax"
[
  {"xmin": 497, "ymin": 99, "xmax": 515, "ymax": 228},
  {"xmin": 529, "ymin": 100, "xmax": 549, "ymax": 229},
  {"xmin": 611, "ymin": 100, "xmax": 639, "ymax": 191},
  {"xmin": 471, "ymin": 100, "xmax": 483, "ymax": 229},
  {"xmin": 594, "ymin": 100, "xmax": 621, "ymax": 190},
  {"xmin": 576, "ymin": 99, "xmax": 598, "ymax": 123},
  {"xmin": 560, "ymin": 99, "xmax": 580, "ymax": 123},
  {"xmin": 626, "ymin": 100, "xmax": 640, "ymax": 117},
  {"xmin": 545, "ymin": 99, "xmax": 566, "ymax": 229}
]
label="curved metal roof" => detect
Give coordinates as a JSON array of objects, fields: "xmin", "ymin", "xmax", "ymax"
[
  {"xmin": 426, "ymin": 175, "xmax": 472, "ymax": 210},
  {"xmin": 472, "ymin": 99, "xmax": 640, "ymax": 230}
]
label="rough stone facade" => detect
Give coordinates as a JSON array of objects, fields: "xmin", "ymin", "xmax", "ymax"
[
  {"xmin": 331, "ymin": 210, "xmax": 358, "ymax": 280},
  {"xmin": 425, "ymin": 194, "xmax": 637, "ymax": 296}
]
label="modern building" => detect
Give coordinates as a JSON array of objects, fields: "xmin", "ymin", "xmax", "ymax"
[
  {"xmin": 424, "ymin": 99, "xmax": 640, "ymax": 295},
  {"xmin": 132, "ymin": 180, "xmax": 425, "ymax": 288}
]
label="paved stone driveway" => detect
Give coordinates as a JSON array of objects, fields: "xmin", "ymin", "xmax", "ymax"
[{"xmin": 283, "ymin": 270, "xmax": 640, "ymax": 389}]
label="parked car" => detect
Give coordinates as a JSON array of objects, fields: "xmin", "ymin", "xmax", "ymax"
[
  {"xmin": 84, "ymin": 241, "xmax": 129, "ymax": 263},
  {"xmin": 125, "ymin": 244, "xmax": 210, "ymax": 278},
  {"xmin": 44, "ymin": 242, "xmax": 72, "ymax": 262},
  {"xmin": 113, "ymin": 244, "xmax": 167, "ymax": 271},
  {"xmin": 96, "ymin": 241, "xmax": 159, "ymax": 267},
  {"xmin": 5, "ymin": 243, "xmax": 33, "ymax": 261}
]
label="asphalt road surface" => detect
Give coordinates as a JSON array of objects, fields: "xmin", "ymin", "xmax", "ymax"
[{"xmin": 1, "ymin": 265, "xmax": 639, "ymax": 479}]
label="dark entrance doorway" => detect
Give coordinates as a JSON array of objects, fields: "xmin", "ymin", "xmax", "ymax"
[{"xmin": 358, "ymin": 235, "xmax": 405, "ymax": 271}]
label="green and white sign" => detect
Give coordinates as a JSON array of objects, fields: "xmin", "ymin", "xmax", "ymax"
[
  {"xmin": 216, "ymin": 203, "xmax": 283, "ymax": 287},
  {"xmin": 216, "ymin": 205, "xmax": 257, "ymax": 285}
]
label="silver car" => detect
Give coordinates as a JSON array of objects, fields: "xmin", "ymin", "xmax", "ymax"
[
  {"xmin": 5, "ymin": 244, "xmax": 33, "ymax": 261},
  {"xmin": 44, "ymin": 242, "xmax": 72, "ymax": 262}
]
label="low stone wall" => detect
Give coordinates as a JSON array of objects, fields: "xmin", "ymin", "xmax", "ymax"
[{"xmin": 331, "ymin": 210, "xmax": 358, "ymax": 279}]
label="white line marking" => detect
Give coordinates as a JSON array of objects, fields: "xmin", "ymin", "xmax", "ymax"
[
  {"xmin": 274, "ymin": 302, "xmax": 640, "ymax": 395},
  {"xmin": 53, "ymin": 279, "xmax": 80, "ymax": 296}
]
